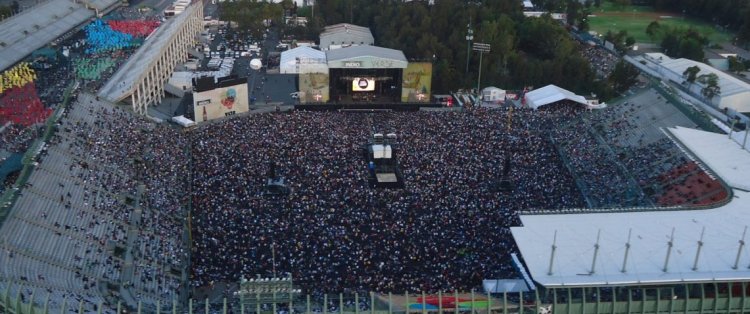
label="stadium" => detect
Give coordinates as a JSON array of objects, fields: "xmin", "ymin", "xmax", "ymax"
[{"xmin": 0, "ymin": 0, "xmax": 750, "ymax": 314}]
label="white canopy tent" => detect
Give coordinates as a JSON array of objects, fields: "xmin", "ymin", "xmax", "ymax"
[
  {"xmin": 524, "ymin": 84, "xmax": 588, "ymax": 109},
  {"xmin": 482, "ymin": 86, "xmax": 506, "ymax": 103},
  {"xmin": 279, "ymin": 46, "xmax": 327, "ymax": 74},
  {"xmin": 171, "ymin": 115, "xmax": 195, "ymax": 128}
]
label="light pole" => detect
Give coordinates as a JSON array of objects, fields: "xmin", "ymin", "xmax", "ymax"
[
  {"xmin": 465, "ymin": 23, "xmax": 473, "ymax": 75},
  {"xmin": 472, "ymin": 42, "xmax": 490, "ymax": 94}
]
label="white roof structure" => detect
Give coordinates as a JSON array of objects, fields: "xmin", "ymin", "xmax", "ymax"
[
  {"xmin": 83, "ymin": 0, "xmax": 121, "ymax": 12},
  {"xmin": 512, "ymin": 126, "xmax": 750, "ymax": 288},
  {"xmin": 98, "ymin": 4, "xmax": 198, "ymax": 102},
  {"xmin": 482, "ymin": 86, "xmax": 506, "ymax": 102},
  {"xmin": 279, "ymin": 46, "xmax": 326, "ymax": 74},
  {"xmin": 524, "ymin": 84, "xmax": 587, "ymax": 109},
  {"xmin": 319, "ymin": 23, "xmax": 374, "ymax": 50},
  {"xmin": 326, "ymin": 45, "xmax": 407, "ymax": 69},
  {"xmin": 642, "ymin": 53, "xmax": 750, "ymax": 112},
  {"xmin": 371, "ymin": 144, "xmax": 392, "ymax": 159},
  {"xmin": 0, "ymin": 0, "xmax": 96, "ymax": 72}
]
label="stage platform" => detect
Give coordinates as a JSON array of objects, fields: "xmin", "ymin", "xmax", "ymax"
[{"xmin": 375, "ymin": 173, "xmax": 398, "ymax": 183}]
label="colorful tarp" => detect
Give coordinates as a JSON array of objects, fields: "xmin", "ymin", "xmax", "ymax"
[
  {"xmin": 84, "ymin": 19, "xmax": 135, "ymax": 54},
  {"xmin": 108, "ymin": 20, "xmax": 160, "ymax": 37},
  {"xmin": 0, "ymin": 63, "xmax": 37, "ymax": 94}
]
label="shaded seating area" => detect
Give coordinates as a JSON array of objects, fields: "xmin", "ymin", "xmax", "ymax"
[
  {"xmin": 653, "ymin": 162, "xmax": 730, "ymax": 206},
  {"xmin": 108, "ymin": 20, "xmax": 160, "ymax": 37},
  {"xmin": 0, "ymin": 82, "xmax": 52, "ymax": 126},
  {"xmin": 84, "ymin": 19, "xmax": 135, "ymax": 54}
]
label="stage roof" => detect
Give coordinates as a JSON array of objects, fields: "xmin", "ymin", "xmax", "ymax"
[
  {"xmin": 0, "ymin": 0, "xmax": 94, "ymax": 72},
  {"xmin": 280, "ymin": 46, "xmax": 326, "ymax": 74},
  {"xmin": 326, "ymin": 45, "xmax": 407, "ymax": 69},
  {"xmin": 524, "ymin": 84, "xmax": 588, "ymax": 109},
  {"xmin": 511, "ymin": 127, "xmax": 750, "ymax": 288},
  {"xmin": 320, "ymin": 23, "xmax": 373, "ymax": 41},
  {"xmin": 98, "ymin": 3, "xmax": 197, "ymax": 103}
]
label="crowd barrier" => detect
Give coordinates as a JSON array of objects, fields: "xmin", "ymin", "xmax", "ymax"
[
  {"xmin": 108, "ymin": 20, "xmax": 160, "ymax": 37},
  {"xmin": 84, "ymin": 19, "xmax": 135, "ymax": 54},
  {"xmin": 0, "ymin": 63, "xmax": 36, "ymax": 94}
]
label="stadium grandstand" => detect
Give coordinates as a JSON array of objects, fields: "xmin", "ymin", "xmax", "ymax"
[
  {"xmin": 1, "ymin": 1, "xmax": 750, "ymax": 313},
  {"xmin": 97, "ymin": 0, "xmax": 203, "ymax": 115},
  {"xmin": 0, "ymin": 0, "xmax": 121, "ymax": 72}
]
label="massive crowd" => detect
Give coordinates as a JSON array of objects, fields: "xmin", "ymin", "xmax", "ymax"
[
  {"xmin": 189, "ymin": 107, "xmax": 585, "ymax": 294},
  {"xmin": 581, "ymin": 45, "xmax": 620, "ymax": 78}
]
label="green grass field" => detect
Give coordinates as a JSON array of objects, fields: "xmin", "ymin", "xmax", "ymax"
[{"xmin": 587, "ymin": 2, "xmax": 734, "ymax": 44}]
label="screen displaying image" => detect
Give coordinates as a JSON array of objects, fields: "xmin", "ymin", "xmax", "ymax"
[{"xmin": 352, "ymin": 77, "xmax": 375, "ymax": 92}]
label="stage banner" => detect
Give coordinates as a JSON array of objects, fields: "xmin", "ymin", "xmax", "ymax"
[
  {"xmin": 193, "ymin": 83, "xmax": 249, "ymax": 122},
  {"xmin": 401, "ymin": 62, "xmax": 432, "ymax": 103},
  {"xmin": 298, "ymin": 63, "xmax": 330, "ymax": 103}
]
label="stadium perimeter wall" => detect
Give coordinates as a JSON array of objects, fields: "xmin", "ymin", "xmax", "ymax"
[{"xmin": 2, "ymin": 284, "xmax": 750, "ymax": 313}]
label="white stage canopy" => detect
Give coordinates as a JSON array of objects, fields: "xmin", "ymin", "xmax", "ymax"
[
  {"xmin": 524, "ymin": 85, "xmax": 587, "ymax": 109},
  {"xmin": 279, "ymin": 46, "xmax": 326, "ymax": 74}
]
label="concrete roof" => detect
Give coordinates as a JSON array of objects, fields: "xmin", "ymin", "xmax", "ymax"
[
  {"xmin": 84, "ymin": 0, "xmax": 120, "ymax": 11},
  {"xmin": 511, "ymin": 127, "xmax": 750, "ymax": 288},
  {"xmin": 0, "ymin": 0, "xmax": 95, "ymax": 72},
  {"xmin": 281, "ymin": 46, "xmax": 326, "ymax": 63},
  {"xmin": 321, "ymin": 23, "xmax": 373, "ymax": 40},
  {"xmin": 646, "ymin": 52, "xmax": 750, "ymax": 98},
  {"xmin": 326, "ymin": 45, "xmax": 407, "ymax": 64},
  {"xmin": 524, "ymin": 84, "xmax": 588, "ymax": 109},
  {"xmin": 98, "ymin": 3, "xmax": 198, "ymax": 103}
]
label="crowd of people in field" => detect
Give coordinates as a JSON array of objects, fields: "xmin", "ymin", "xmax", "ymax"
[
  {"xmin": 581, "ymin": 44, "xmax": 620, "ymax": 78},
  {"xmin": 52, "ymin": 93, "xmax": 190, "ymax": 304},
  {"xmin": 189, "ymin": 107, "xmax": 588, "ymax": 294}
]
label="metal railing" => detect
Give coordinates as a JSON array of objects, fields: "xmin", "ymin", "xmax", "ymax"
[{"xmin": 3, "ymin": 282, "xmax": 750, "ymax": 314}]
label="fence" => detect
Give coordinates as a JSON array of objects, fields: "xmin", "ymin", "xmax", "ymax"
[{"xmin": 2, "ymin": 282, "xmax": 750, "ymax": 314}]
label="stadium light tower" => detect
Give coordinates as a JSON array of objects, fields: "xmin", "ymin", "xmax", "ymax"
[{"xmin": 465, "ymin": 22, "xmax": 473, "ymax": 75}]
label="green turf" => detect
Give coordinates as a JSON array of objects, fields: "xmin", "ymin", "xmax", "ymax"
[{"xmin": 586, "ymin": 4, "xmax": 734, "ymax": 44}]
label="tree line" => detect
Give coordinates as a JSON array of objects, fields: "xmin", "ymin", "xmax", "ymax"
[{"xmin": 310, "ymin": 0, "xmax": 616, "ymax": 99}]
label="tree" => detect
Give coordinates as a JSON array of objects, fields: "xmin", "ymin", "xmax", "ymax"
[
  {"xmin": 728, "ymin": 56, "xmax": 747, "ymax": 74},
  {"xmin": 625, "ymin": 36, "xmax": 636, "ymax": 48},
  {"xmin": 609, "ymin": 60, "xmax": 640, "ymax": 93},
  {"xmin": 682, "ymin": 65, "xmax": 700, "ymax": 90},
  {"xmin": 659, "ymin": 27, "xmax": 707, "ymax": 61},
  {"xmin": 612, "ymin": 0, "xmax": 630, "ymax": 10},
  {"xmin": 698, "ymin": 73, "xmax": 721, "ymax": 101},
  {"xmin": 645, "ymin": 21, "xmax": 660, "ymax": 41}
]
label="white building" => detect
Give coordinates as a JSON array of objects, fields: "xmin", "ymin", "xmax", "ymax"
[
  {"xmin": 636, "ymin": 53, "xmax": 750, "ymax": 113},
  {"xmin": 319, "ymin": 23, "xmax": 374, "ymax": 51},
  {"xmin": 279, "ymin": 46, "xmax": 326, "ymax": 74}
]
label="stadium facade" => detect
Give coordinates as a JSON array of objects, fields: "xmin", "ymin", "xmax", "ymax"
[
  {"xmin": 97, "ymin": 1, "xmax": 204, "ymax": 115},
  {"xmin": 2, "ymin": 118, "xmax": 750, "ymax": 313}
]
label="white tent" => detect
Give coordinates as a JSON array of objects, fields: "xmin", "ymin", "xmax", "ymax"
[
  {"xmin": 171, "ymin": 115, "xmax": 196, "ymax": 128},
  {"xmin": 279, "ymin": 46, "xmax": 327, "ymax": 74},
  {"xmin": 524, "ymin": 84, "xmax": 588, "ymax": 109},
  {"xmin": 482, "ymin": 86, "xmax": 506, "ymax": 103}
]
